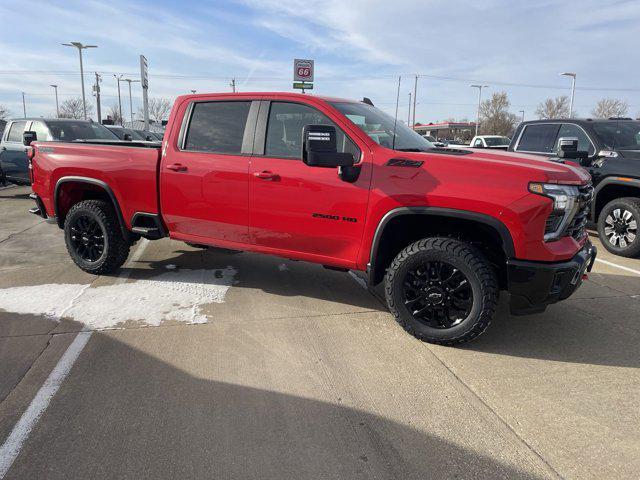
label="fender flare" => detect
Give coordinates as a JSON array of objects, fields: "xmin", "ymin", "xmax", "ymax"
[
  {"xmin": 592, "ymin": 177, "xmax": 640, "ymax": 221},
  {"xmin": 54, "ymin": 176, "xmax": 128, "ymax": 237},
  {"xmin": 367, "ymin": 206, "xmax": 516, "ymax": 284}
]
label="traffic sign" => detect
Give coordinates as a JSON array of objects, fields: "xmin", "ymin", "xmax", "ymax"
[
  {"xmin": 293, "ymin": 59, "xmax": 314, "ymax": 82},
  {"xmin": 293, "ymin": 82, "xmax": 313, "ymax": 90}
]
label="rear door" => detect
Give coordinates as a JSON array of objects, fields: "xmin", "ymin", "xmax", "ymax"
[
  {"xmin": 0, "ymin": 121, "xmax": 29, "ymax": 183},
  {"xmin": 160, "ymin": 98, "xmax": 259, "ymax": 244},
  {"xmin": 248, "ymin": 100, "xmax": 370, "ymax": 266}
]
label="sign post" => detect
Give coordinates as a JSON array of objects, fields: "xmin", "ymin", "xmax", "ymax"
[
  {"xmin": 140, "ymin": 55, "xmax": 149, "ymax": 130},
  {"xmin": 293, "ymin": 59, "xmax": 314, "ymax": 93}
]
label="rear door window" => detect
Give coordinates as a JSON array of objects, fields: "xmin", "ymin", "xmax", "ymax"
[
  {"xmin": 6, "ymin": 121, "xmax": 27, "ymax": 143},
  {"xmin": 184, "ymin": 101, "xmax": 251, "ymax": 154},
  {"xmin": 515, "ymin": 124, "xmax": 560, "ymax": 153}
]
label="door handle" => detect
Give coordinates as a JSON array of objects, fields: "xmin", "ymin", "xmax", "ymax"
[
  {"xmin": 166, "ymin": 163, "xmax": 187, "ymax": 172},
  {"xmin": 254, "ymin": 170, "xmax": 279, "ymax": 180}
]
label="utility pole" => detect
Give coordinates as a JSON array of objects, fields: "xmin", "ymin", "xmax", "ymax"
[
  {"xmin": 114, "ymin": 74, "xmax": 123, "ymax": 125},
  {"xmin": 21, "ymin": 92, "xmax": 26, "ymax": 118},
  {"xmin": 560, "ymin": 72, "xmax": 576, "ymax": 118},
  {"xmin": 93, "ymin": 73, "xmax": 102, "ymax": 123},
  {"xmin": 519, "ymin": 109, "xmax": 525, "ymax": 122},
  {"xmin": 407, "ymin": 92, "xmax": 412, "ymax": 126},
  {"xmin": 392, "ymin": 75, "xmax": 401, "ymax": 149},
  {"xmin": 230, "ymin": 78, "xmax": 236, "ymax": 93},
  {"xmin": 470, "ymin": 84, "xmax": 488, "ymax": 136},
  {"xmin": 50, "ymin": 85, "xmax": 59, "ymax": 118},
  {"xmin": 123, "ymin": 78, "xmax": 140, "ymax": 124},
  {"xmin": 62, "ymin": 42, "xmax": 98, "ymax": 119},
  {"xmin": 140, "ymin": 55, "xmax": 150, "ymax": 131},
  {"xmin": 412, "ymin": 75, "xmax": 418, "ymax": 129}
]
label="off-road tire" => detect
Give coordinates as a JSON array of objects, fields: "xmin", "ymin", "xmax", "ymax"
[
  {"xmin": 597, "ymin": 197, "xmax": 640, "ymax": 258},
  {"xmin": 385, "ymin": 237, "xmax": 498, "ymax": 345},
  {"xmin": 64, "ymin": 200, "xmax": 130, "ymax": 274}
]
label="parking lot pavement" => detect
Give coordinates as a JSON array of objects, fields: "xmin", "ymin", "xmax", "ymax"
[{"xmin": 0, "ymin": 185, "xmax": 639, "ymax": 479}]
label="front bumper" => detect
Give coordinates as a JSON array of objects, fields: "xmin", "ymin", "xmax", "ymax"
[{"xmin": 507, "ymin": 242, "xmax": 596, "ymax": 315}]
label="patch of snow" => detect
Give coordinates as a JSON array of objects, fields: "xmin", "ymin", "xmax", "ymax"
[
  {"xmin": 0, "ymin": 267, "xmax": 237, "ymax": 329},
  {"xmin": 278, "ymin": 263, "xmax": 289, "ymax": 271}
]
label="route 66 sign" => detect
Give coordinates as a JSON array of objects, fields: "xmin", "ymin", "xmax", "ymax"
[{"xmin": 294, "ymin": 59, "xmax": 314, "ymax": 82}]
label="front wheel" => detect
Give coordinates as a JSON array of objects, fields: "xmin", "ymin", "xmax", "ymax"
[
  {"xmin": 64, "ymin": 200, "xmax": 130, "ymax": 274},
  {"xmin": 597, "ymin": 197, "xmax": 640, "ymax": 257},
  {"xmin": 385, "ymin": 237, "xmax": 498, "ymax": 345}
]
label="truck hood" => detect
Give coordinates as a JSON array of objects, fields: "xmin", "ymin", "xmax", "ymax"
[{"xmin": 427, "ymin": 148, "xmax": 591, "ymax": 184}]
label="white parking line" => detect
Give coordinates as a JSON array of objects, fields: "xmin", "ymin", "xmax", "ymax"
[
  {"xmin": 595, "ymin": 258, "xmax": 640, "ymax": 277},
  {"xmin": 0, "ymin": 185, "xmax": 17, "ymax": 191},
  {"xmin": 0, "ymin": 239, "xmax": 149, "ymax": 479}
]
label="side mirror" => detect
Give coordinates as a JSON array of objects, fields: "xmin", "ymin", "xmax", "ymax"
[
  {"xmin": 302, "ymin": 125, "xmax": 354, "ymax": 168},
  {"xmin": 123, "ymin": 133, "xmax": 132, "ymax": 141},
  {"xmin": 23, "ymin": 131, "xmax": 37, "ymax": 146},
  {"xmin": 556, "ymin": 137, "xmax": 589, "ymax": 162}
]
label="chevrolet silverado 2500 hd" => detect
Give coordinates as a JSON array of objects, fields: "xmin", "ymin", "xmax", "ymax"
[{"xmin": 28, "ymin": 92, "xmax": 596, "ymax": 345}]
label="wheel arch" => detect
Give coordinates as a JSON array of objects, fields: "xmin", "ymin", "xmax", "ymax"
[
  {"xmin": 368, "ymin": 207, "xmax": 515, "ymax": 286},
  {"xmin": 592, "ymin": 177, "xmax": 640, "ymax": 222},
  {"xmin": 54, "ymin": 176, "xmax": 128, "ymax": 238}
]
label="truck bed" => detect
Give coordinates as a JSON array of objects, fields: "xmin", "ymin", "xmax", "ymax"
[{"xmin": 31, "ymin": 141, "xmax": 162, "ymax": 229}]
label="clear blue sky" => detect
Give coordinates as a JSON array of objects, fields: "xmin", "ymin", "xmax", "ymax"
[{"xmin": 0, "ymin": 0, "xmax": 638, "ymax": 122}]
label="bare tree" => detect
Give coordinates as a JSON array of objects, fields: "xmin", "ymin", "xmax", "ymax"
[
  {"xmin": 106, "ymin": 104, "xmax": 122, "ymax": 124},
  {"xmin": 59, "ymin": 98, "xmax": 94, "ymax": 119},
  {"xmin": 535, "ymin": 96, "xmax": 570, "ymax": 119},
  {"xmin": 0, "ymin": 105, "xmax": 10, "ymax": 120},
  {"xmin": 592, "ymin": 98, "xmax": 629, "ymax": 119},
  {"xmin": 479, "ymin": 91, "xmax": 518, "ymax": 136},
  {"xmin": 137, "ymin": 97, "xmax": 172, "ymax": 123}
]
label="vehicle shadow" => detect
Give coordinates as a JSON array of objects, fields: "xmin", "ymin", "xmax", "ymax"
[
  {"xmin": 3, "ymin": 330, "xmax": 550, "ymax": 480},
  {"xmin": 460, "ymin": 274, "xmax": 640, "ymax": 369}
]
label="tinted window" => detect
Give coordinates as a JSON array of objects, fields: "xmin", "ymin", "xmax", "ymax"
[
  {"xmin": 265, "ymin": 102, "xmax": 359, "ymax": 159},
  {"xmin": 46, "ymin": 121, "xmax": 118, "ymax": 141},
  {"xmin": 185, "ymin": 101, "xmax": 251, "ymax": 154},
  {"xmin": 592, "ymin": 121, "xmax": 640, "ymax": 150},
  {"xmin": 30, "ymin": 121, "xmax": 51, "ymax": 142},
  {"xmin": 556, "ymin": 124, "xmax": 595, "ymax": 155},
  {"xmin": 7, "ymin": 121, "xmax": 27, "ymax": 142},
  {"xmin": 516, "ymin": 124, "xmax": 560, "ymax": 153}
]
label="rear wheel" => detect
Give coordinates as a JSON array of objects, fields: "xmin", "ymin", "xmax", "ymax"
[
  {"xmin": 385, "ymin": 237, "xmax": 498, "ymax": 345},
  {"xmin": 64, "ymin": 200, "xmax": 130, "ymax": 274},
  {"xmin": 597, "ymin": 197, "xmax": 640, "ymax": 257}
]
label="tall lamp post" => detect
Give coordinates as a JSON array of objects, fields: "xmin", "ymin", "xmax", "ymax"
[
  {"xmin": 114, "ymin": 74, "xmax": 124, "ymax": 125},
  {"xmin": 123, "ymin": 78, "xmax": 140, "ymax": 124},
  {"xmin": 519, "ymin": 109, "xmax": 525, "ymax": 123},
  {"xmin": 61, "ymin": 42, "xmax": 98, "ymax": 119},
  {"xmin": 470, "ymin": 84, "xmax": 488, "ymax": 136},
  {"xmin": 50, "ymin": 85, "xmax": 59, "ymax": 118},
  {"xmin": 560, "ymin": 72, "xmax": 576, "ymax": 118}
]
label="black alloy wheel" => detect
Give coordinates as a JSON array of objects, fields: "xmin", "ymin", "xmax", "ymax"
[{"xmin": 69, "ymin": 214, "xmax": 106, "ymax": 263}]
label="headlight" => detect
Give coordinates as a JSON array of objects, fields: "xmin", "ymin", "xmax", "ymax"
[{"xmin": 529, "ymin": 183, "xmax": 580, "ymax": 241}]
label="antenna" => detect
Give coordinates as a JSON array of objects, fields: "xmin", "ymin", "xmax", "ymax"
[{"xmin": 392, "ymin": 75, "xmax": 401, "ymax": 150}]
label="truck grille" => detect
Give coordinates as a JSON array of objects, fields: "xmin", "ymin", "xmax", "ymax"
[{"xmin": 565, "ymin": 183, "xmax": 593, "ymax": 240}]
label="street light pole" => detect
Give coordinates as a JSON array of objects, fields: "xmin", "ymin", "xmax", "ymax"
[
  {"xmin": 470, "ymin": 84, "xmax": 488, "ymax": 136},
  {"xmin": 560, "ymin": 72, "xmax": 576, "ymax": 118},
  {"xmin": 407, "ymin": 92, "xmax": 412, "ymax": 126},
  {"xmin": 93, "ymin": 73, "xmax": 102, "ymax": 124},
  {"xmin": 114, "ymin": 75, "xmax": 124, "ymax": 125},
  {"xmin": 21, "ymin": 92, "xmax": 26, "ymax": 118},
  {"xmin": 123, "ymin": 78, "xmax": 140, "ymax": 124},
  {"xmin": 50, "ymin": 85, "xmax": 59, "ymax": 118},
  {"xmin": 412, "ymin": 75, "xmax": 418, "ymax": 129},
  {"xmin": 62, "ymin": 42, "xmax": 98, "ymax": 119},
  {"xmin": 519, "ymin": 109, "xmax": 525, "ymax": 122}
]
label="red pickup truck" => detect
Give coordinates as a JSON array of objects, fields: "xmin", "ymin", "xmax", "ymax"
[{"xmin": 27, "ymin": 92, "xmax": 596, "ymax": 345}]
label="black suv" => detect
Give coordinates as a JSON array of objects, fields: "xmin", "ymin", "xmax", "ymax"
[
  {"xmin": 509, "ymin": 119, "xmax": 640, "ymax": 257},
  {"xmin": 0, "ymin": 118, "xmax": 117, "ymax": 185}
]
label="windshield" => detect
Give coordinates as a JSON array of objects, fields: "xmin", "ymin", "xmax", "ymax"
[
  {"xmin": 330, "ymin": 102, "xmax": 434, "ymax": 151},
  {"xmin": 592, "ymin": 121, "xmax": 640, "ymax": 150},
  {"xmin": 46, "ymin": 121, "xmax": 118, "ymax": 141},
  {"xmin": 484, "ymin": 136, "xmax": 510, "ymax": 146}
]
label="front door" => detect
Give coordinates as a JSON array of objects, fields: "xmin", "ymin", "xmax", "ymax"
[
  {"xmin": 249, "ymin": 101, "xmax": 370, "ymax": 267},
  {"xmin": 0, "ymin": 120, "xmax": 29, "ymax": 183},
  {"xmin": 160, "ymin": 99, "xmax": 258, "ymax": 244}
]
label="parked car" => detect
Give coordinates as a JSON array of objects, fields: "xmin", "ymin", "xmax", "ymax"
[
  {"xmin": 29, "ymin": 92, "xmax": 595, "ymax": 345},
  {"xmin": 104, "ymin": 125, "xmax": 147, "ymax": 141},
  {"xmin": 470, "ymin": 135, "xmax": 511, "ymax": 150},
  {"xmin": 509, "ymin": 118, "xmax": 640, "ymax": 257},
  {"xmin": 133, "ymin": 129, "xmax": 161, "ymax": 141},
  {"xmin": 445, "ymin": 139, "xmax": 470, "ymax": 147},
  {"xmin": 422, "ymin": 135, "xmax": 445, "ymax": 147},
  {"xmin": 0, "ymin": 118, "xmax": 117, "ymax": 185}
]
